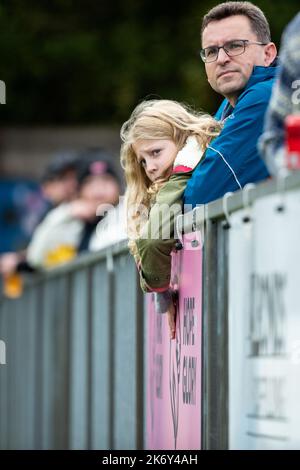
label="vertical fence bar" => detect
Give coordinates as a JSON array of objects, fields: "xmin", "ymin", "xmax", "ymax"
[
  {"xmin": 40, "ymin": 276, "xmax": 71, "ymax": 449},
  {"xmin": 216, "ymin": 221, "xmax": 229, "ymax": 449},
  {"xmin": 135, "ymin": 265, "xmax": 144, "ymax": 450},
  {"xmin": 108, "ymin": 254, "xmax": 116, "ymax": 450},
  {"xmin": 0, "ymin": 299, "xmax": 8, "ymax": 449},
  {"xmin": 113, "ymin": 253, "xmax": 143, "ymax": 449},
  {"xmin": 60, "ymin": 273, "xmax": 72, "ymax": 450},
  {"xmin": 18, "ymin": 286, "xmax": 38, "ymax": 449},
  {"xmin": 6, "ymin": 299, "xmax": 17, "ymax": 450},
  {"xmin": 40, "ymin": 278, "xmax": 57, "ymax": 449},
  {"xmin": 17, "ymin": 291, "xmax": 27, "ymax": 448},
  {"xmin": 34, "ymin": 280, "xmax": 44, "ymax": 450},
  {"xmin": 87, "ymin": 266, "xmax": 93, "ymax": 450},
  {"xmin": 202, "ymin": 218, "xmax": 219, "ymax": 449},
  {"xmin": 89, "ymin": 260, "xmax": 111, "ymax": 449},
  {"xmin": 69, "ymin": 268, "xmax": 89, "ymax": 449},
  {"xmin": 202, "ymin": 218, "xmax": 229, "ymax": 449}
]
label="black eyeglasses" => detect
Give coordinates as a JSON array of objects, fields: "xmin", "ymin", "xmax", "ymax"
[{"xmin": 200, "ymin": 39, "xmax": 267, "ymax": 63}]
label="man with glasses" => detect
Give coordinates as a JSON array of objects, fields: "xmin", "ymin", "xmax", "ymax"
[{"xmin": 184, "ymin": 1, "xmax": 277, "ymax": 206}]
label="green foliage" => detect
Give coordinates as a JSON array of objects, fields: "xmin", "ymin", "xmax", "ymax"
[{"xmin": 0, "ymin": 0, "xmax": 299, "ymax": 125}]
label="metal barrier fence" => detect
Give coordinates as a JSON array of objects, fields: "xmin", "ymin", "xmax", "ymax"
[
  {"xmin": 194, "ymin": 171, "xmax": 300, "ymax": 449},
  {"xmin": 0, "ymin": 242, "xmax": 144, "ymax": 450},
  {"xmin": 1, "ymin": 171, "xmax": 300, "ymax": 450},
  {"xmin": 145, "ymin": 169, "xmax": 300, "ymax": 450}
]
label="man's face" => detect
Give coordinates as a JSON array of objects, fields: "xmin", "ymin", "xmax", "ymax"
[{"xmin": 202, "ymin": 15, "xmax": 271, "ymax": 104}]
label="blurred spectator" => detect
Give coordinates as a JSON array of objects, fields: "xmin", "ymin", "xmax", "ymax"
[
  {"xmin": 0, "ymin": 151, "xmax": 80, "ymax": 276},
  {"xmin": 259, "ymin": 12, "xmax": 300, "ymax": 175},
  {"xmin": 0, "ymin": 179, "xmax": 47, "ymax": 254},
  {"xmin": 40, "ymin": 150, "xmax": 80, "ymax": 208},
  {"xmin": 75, "ymin": 150, "xmax": 127, "ymax": 252},
  {"xmin": 26, "ymin": 148, "xmax": 127, "ymax": 269}
]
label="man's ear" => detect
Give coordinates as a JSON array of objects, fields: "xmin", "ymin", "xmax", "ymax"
[{"xmin": 264, "ymin": 42, "xmax": 277, "ymax": 66}]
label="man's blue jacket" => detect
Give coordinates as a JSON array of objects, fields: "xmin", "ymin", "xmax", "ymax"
[{"xmin": 184, "ymin": 64, "xmax": 278, "ymax": 207}]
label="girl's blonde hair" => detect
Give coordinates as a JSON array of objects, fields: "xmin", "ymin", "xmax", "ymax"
[{"xmin": 120, "ymin": 99, "xmax": 221, "ymax": 244}]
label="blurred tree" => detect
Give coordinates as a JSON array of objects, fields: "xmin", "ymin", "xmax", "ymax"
[{"xmin": 0, "ymin": 0, "xmax": 299, "ymax": 125}]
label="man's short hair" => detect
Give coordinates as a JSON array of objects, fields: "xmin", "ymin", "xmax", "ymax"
[{"xmin": 201, "ymin": 1, "xmax": 271, "ymax": 44}]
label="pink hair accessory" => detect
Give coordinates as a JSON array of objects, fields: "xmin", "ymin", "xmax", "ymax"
[{"xmin": 90, "ymin": 160, "xmax": 108, "ymax": 175}]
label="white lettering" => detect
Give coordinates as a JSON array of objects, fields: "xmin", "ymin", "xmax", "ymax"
[
  {"xmin": 0, "ymin": 340, "xmax": 6, "ymax": 365},
  {"xmin": 0, "ymin": 80, "xmax": 6, "ymax": 104},
  {"xmin": 292, "ymin": 80, "xmax": 300, "ymax": 106},
  {"xmin": 249, "ymin": 273, "xmax": 287, "ymax": 357}
]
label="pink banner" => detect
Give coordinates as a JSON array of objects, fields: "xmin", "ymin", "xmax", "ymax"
[{"xmin": 146, "ymin": 231, "xmax": 202, "ymax": 450}]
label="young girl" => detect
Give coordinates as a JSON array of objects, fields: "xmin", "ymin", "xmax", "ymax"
[{"xmin": 120, "ymin": 99, "xmax": 221, "ymax": 338}]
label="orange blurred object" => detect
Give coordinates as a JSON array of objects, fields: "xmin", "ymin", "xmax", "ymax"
[{"xmin": 3, "ymin": 273, "xmax": 23, "ymax": 298}]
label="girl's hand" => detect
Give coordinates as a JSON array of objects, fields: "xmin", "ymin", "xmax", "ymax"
[
  {"xmin": 0, "ymin": 252, "xmax": 20, "ymax": 276},
  {"xmin": 71, "ymin": 200, "xmax": 98, "ymax": 221},
  {"xmin": 167, "ymin": 299, "xmax": 176, "ymax": 340}
]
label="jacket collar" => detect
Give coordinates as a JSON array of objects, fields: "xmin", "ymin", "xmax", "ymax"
[
  {"xmin": 221, "ymin": 59, "xmax": 279, "ymax": 119},
  {"xmin": 244, "ymin": 60, "xmax": 278, "ymax": 92}
]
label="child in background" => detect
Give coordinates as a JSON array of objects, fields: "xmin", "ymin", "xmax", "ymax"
[{"xmin": 120, "ymin": 99, "xmax": 221, "ymax": 338}]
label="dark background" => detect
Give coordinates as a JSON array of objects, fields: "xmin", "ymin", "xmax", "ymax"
[{"xmin": 0, "ymin": 0, "xmax": 299, "ymax": 125}]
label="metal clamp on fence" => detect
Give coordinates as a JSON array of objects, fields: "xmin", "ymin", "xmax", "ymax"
[
  {"xmin": 276, "ymin": 168, "xmax": 290, "ymax": 212},
  {"xmin": 191, "ymin": 205, "xmax": 205, "ymax": 232},
  {"xmin": 175, "ymin": 213, "xmax": 184, "ymax": 250},
  {"xmin": 242, "ymin": 183, "xmax": 256, "ymax": 223},
  {"xmin": 190, "ymin": 206, "xmax": 206, "ymax": 248},
  {"xmin": 222, "ymin": 192, "xmax": 234, "ymax": 230},
  {"xmin": 106, "ymin": 248, "xmax": 114, "ymax": 273}
]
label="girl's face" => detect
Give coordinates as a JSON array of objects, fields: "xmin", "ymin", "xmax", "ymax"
[{"xmin": 132, "ymin": 139, "xmax": 178, "ymax": 182}]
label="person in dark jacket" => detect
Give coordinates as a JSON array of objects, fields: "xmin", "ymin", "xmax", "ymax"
[
  {"xmin": 184, "ymin": 1, "xmax": 278, "ymax": 207},
  {"xmin": 259, "ymin": 12, "xmax": 300, "ymax": 176}
]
